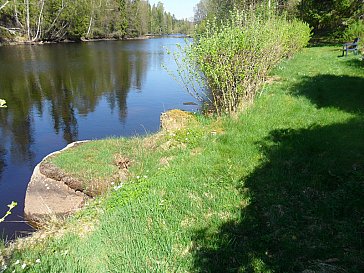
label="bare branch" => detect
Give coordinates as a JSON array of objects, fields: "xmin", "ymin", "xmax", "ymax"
[
  {"xmin": 0, "ymin": 25, "xmax": 16, "ymax": 35},
  {"xmin": 0, "ymin": 0, "xmax": 10, "ymax": 11}
]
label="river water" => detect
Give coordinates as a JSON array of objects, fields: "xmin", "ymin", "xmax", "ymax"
[{"xmin": 0, "ymin": 38, "xmax": 198, "ymax": 240}]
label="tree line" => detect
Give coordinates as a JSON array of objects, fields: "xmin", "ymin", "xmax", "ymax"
[
  {"xmin": 0, "ymin": 0, "xmax": 193, "ymax": 43},
  {"xmin": 194, "ymin": 0, "xmax": 364, "ymax": 39}
]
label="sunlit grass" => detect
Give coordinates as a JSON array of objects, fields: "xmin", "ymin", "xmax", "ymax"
[{"xmin": 3, "ymin": 47, "xmax": 364, "ymax": 272}]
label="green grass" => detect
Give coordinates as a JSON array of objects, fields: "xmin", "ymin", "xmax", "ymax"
[{"xmin": 3, "ymin": 47, "xmax": 364, "ymax": 272}]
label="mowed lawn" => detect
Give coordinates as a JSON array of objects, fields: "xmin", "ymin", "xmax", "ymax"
[{"xmin": 5, "ymin": 47, "xmax": 364, "ymax": 273}]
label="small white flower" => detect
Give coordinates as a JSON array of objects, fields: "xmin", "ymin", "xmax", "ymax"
[
  {"xmin": 113, "ymin": 185, "xmax": 122, "ymax": 191},
  {"xmin": 143, "ymin": 175, "xmax": 148, "ymax": 179},
  {"xmin": 35, "ymin": 259, "xmax": 41, "ymax": 263},
  {"xmin": 136, "ymin": 176, "xmax": 140, "ymax": 179},
  {"xmin": 111, "ymin": 182, "xmax": 115, "ymax": 185},
  {"xmin": 14, "ymin": 260, "xmax": 20, "ymax": 265},
  {"xmin": 21, "ymin": 263, "xmax": 26, "ymax": 269}
]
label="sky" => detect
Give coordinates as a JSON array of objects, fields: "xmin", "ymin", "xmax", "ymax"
[{"xmin": 148, "ymin": 0, "xmax": 200, "ymax": 20}]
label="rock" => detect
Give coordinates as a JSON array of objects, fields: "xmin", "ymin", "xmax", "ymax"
[
  {"xmin": 160, "ymin": 109, "xmax": 196, "ymax": 132},
  {"xmin": 183, "ymin": 101, "xmax": 198, "ymax": 106},
  {"xmin": 24, "ymin": 141, "xmax": 90, "ymax": 227}
]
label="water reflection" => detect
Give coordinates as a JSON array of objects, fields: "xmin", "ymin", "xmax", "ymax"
[
  {"xmin": 0, "ymin": 144, "xmax": 6, "ymax": 180},
  {"xmin": 0, "ymin": 38, "xmax": 197, "ymax": 239}
]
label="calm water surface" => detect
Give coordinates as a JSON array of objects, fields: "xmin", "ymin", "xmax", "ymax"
[{"xmin": 0, "ymin": 38, "xmax": 198, "ymax": 240}]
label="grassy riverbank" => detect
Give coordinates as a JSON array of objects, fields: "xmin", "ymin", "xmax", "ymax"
[{"xmin": 3, "ymin": 46, "xmax": 364, "ymax": 272}]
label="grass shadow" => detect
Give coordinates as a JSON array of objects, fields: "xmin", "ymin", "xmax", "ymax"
[
  {"xmin": 290, "ymin": 74, "xmax": 364, "ymax": 115},
  {"xmin": 342, "ymin": 58, "xmax": 364, "ymax": 69},
  {"xmin": 192, "ymin": 119, "xmax": 364, "ymax": 272}
]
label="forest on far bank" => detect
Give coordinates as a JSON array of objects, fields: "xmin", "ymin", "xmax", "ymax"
[{"xmin": 0, "ymin": 0, "xmax": 193, "ymax": 43}]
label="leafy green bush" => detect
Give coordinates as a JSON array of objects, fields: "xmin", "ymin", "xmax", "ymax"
[
  {"xmin": 343, "ymin": 20, "xmax": 364, "ymax": 47},
  {"xmin": 172, "ymin": 5, "xmax": 311, "ymax": 115}
]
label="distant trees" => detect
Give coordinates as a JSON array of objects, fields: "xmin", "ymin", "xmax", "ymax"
[{"xmin": 0, "ymin": 0, "xmax": 193, "ymax": 43}]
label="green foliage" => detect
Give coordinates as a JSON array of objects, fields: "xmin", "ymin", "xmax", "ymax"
[
  {"xmin": 195, "ymin": 0, "xmax": 364, "ymax": 40},
  {"xmin": 177, "ymin": 5, "xmax": 311, "ymax": 115},
  {"xmin": 62, "ymin": 0, "xmax": 90, "ymax": 40},
  {"xmin": 0, "ymin": 0, "xmax": 193, "ymax": 42},
  {"xmin": 343, "ymin": 20, "xmax": 364, "ymax": 47},
  {"xmin": 297, "ymin": 0, "xmax": 363, "ymax": 37},
  {"xmin": 105, "ymin": 177, "xmax": 151, "ymax": 210},
  {"xmin": 167, "ymin": 127, "xmax": 205, "ymax": 148}
]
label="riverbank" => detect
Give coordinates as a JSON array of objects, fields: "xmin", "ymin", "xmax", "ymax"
[
  {"xmin": 2, "ymin": 46, "xmax": 364, "ymax": 272},
  {"xmin": 0, "ymin": 35, "xmax": 149, "ymax": 47},
  {"xmin": 0, "ymin": 33, "xmax": 192, "ymax": 47}
]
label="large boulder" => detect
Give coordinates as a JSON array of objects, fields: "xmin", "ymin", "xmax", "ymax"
[{"xmin": 24, "ymin": 141, "xmax": 90, "ymax": 226}]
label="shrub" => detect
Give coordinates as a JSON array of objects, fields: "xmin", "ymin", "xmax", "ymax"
[
  {"xmin": 343, "ymin": 20, "xmax": 364, "ymax": 47},
  {"xmin": 172, "ymin": 5, "xmax": 311, "ymax": 115}
]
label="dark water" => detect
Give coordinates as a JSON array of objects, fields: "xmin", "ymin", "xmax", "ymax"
[{"xmin": 0, "ymin": 38, "xmax": 198, "ymax": 240}]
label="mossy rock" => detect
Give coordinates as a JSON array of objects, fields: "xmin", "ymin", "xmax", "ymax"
[{"xmin": 160, "ymin": 109, "xmax": 196, "ymax": 132}]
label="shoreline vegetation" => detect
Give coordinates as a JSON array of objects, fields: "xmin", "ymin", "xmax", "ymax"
[
  {"xmin": 1, "ymin": 0, "xmax": 364, "ymax": 272},
  {"xmin": 0, "ymin": 33, "xmax": 191, "ymax": 47},
  {"xmin": 0, "ymin": 0, "xmax": 194, "ymax": 46}
]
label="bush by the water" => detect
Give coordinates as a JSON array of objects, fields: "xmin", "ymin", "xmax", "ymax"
[{"xmin": 175, "ymin": 5, "xmax": 311, "ymax": 115}]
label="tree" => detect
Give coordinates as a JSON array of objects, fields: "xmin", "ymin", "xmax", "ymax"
[
  {"xmin": 0, "ymin": 0, "xmax": 192, "ymax": 42},
  {"xmin": 297, "ymin": 0, "xmax": 364, "ymax": 35}
]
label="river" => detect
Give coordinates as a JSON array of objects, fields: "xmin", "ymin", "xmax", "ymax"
[{"xmin": 0, "ymin": 37, "xmax": 198, "ymax": 240}]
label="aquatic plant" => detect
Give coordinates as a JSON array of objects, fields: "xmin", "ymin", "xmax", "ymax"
[
  {"xmin": 0, "ymin": 99, "xmax": 7, "ymax": 108},
  {"xmin": 0, "ymin": 202, "xmax": 17, "ymax": 223}
]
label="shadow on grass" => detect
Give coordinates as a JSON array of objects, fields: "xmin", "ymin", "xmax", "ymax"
[
  {"xmin": 342, "ymin": 58, "xmax": 364, "ymax": 69},
  {"xmin": 291, "ymin": 74, "xmax": 364, "ymax": 114},
  {"xmin": 192, "ymin": 119, "xmax": 364, "ymax": 272},
  {"xmin": 192, "ymin": 72, "xmax": 364, "ymax": 272}
]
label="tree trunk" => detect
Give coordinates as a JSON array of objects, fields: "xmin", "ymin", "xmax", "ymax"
[
  {"xmin": 14, "ymin": 0, "xmax": 24, "ymax": 28},
  {"xmin": 26, "ymin": 0, "xmax": 31, "ymax": 40},
  {"xmin": 86, "ymin": 15, "xmax": 93, "ymax": 37},
  {"xmin": 33, "ymin": 0, "xmax": 45, "ymax": 41}
]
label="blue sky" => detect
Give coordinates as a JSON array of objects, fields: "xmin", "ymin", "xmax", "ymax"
[{"xmin": 148, "ymin": 0, "xmax": 200, "ymax": 20}]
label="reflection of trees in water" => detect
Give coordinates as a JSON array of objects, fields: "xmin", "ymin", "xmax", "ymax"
[
  {"xmin": 0, "ymin": 91, "xmax": 35, "ymax": 170},
  {"xmin": 0, "ymin": 42, "xmax": 150, "ymax": 173},
  {"xmin": 0, "ymin": 140, "xmax": 6, "ymax": 181},
  {"xmin": 50, "ymin": 88, "xmax": 78, "ymax": 143}
]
